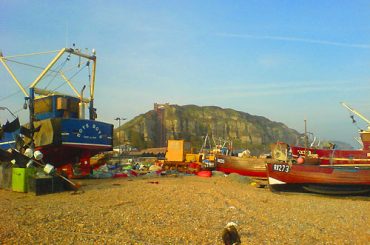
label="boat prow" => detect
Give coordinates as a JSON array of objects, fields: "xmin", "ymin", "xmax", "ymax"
[{"xmin": 216, "ymin": 154, "xmax": 268, "ymax": 178}]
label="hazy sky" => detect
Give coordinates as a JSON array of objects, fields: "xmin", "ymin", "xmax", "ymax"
[{"xmin": 1, "ymin": 1, "xmax": 370, "ymax": 146}]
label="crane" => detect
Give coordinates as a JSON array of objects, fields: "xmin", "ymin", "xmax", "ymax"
[{"xmin": 341, "ymin": 102, "xmax": 370, "ymax": 130}]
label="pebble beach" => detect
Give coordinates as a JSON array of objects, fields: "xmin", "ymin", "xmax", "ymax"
[{"xmin": 0, "ymin": 174, "xmax": 369, "ymax": 244}]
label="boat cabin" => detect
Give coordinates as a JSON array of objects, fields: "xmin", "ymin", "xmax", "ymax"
[
  {"xmin": 360, "ymin": 131, "xmax": 370, "ymax": 150},
  {"xmin": 34, "ymin": 95, "xmax": 82, "ymax": 120}
]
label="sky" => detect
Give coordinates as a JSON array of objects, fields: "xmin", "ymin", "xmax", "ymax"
[{"xmin": 1, "ymin": 0, "xmax": 370, "ymax": 147}]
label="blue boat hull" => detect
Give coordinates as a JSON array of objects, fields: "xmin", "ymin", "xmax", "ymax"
[{"xmin": 28, "ymin": 118, "xmax": 113, "ymax": 166}]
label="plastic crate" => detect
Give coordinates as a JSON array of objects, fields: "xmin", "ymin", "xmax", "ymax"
[
  {"xmin": 12, "ymin": 168, "xmax": 35, "ymax": 192},
  {"xmin": 28, "ymin": 176, "xmax": 64, "ymax": 196}
]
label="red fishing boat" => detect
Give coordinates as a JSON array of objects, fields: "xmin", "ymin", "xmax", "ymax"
[
  {"xmin": 280, "ymin": 103, "xmax": 370, "ymax": 165},
  {"xmin": 215, "ymin": 154, "xmax": 268, "ymax": 178},
  {"xmin": 266, "ymin": 162, "xmax": 370, "ymax": 194}
]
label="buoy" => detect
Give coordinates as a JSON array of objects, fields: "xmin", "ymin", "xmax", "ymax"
[
  {"xmin": 43, "ymin": 164, "xmax": 55, "ymax": 174},
  {"xmin": 24, "ymin": 148, "xmax": 34, "ymax": 158},
  {"xmin": 34, "ymin": 150, "xmax": 44, "ymax": 160},
  {"xmin": 197, "ymin": 170, "xmax": 212, "ymax": 177},
  {"xmin": 297, "ymin": 157, "xmax": 305, "ymax": 164}
]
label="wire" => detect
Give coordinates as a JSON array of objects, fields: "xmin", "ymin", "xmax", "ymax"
[
  {"xmin": 43, "ymin": 57, "xmax": 69, "ymax": 90},
  {"xmin": 4, "ymin": 58, "xmax": 47, "ymax": 70},
  {"xmin": 4, "ymin": 58, "xmax": 67, "ymax": 77},
  {"xmin": 87, "ymin": 61, "xmax": 91, "ymax": 85},
  {"xmin": 50, "ymin": 64, "xmax": 86, "ymax": 92},
  {"xmin": 0, "ymin": 90, "xmax": 23, "ymax": 102}
]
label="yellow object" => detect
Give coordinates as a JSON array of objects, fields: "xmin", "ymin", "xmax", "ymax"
[
  {"xmin": 207, "ymin": 154, "xmax": 215, "ymax": 161},
  {"xmin": 56, "ymin": 97, "xmax": 68, "ymax": 110},
  {"xmin": 34, "ymin": 97, "xmax": 52, "ymax": 114},
  {"xmin": 165, "ymin": 140, "xmax": 191, "ymax": 162},
  {"xmin": 185, "ymin": 153, "xmax": 202, "ymax": 162}
]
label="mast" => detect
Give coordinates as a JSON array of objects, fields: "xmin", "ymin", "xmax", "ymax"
[{"xmin": 304, "ymin": 119, "xmax": 308, "ymax": 157}]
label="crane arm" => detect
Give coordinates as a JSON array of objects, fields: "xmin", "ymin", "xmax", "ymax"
[{"xmin": 341, "ymin": 102, "xmax": 370, "ymax": 125}]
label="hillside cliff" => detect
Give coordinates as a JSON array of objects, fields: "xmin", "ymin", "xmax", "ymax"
[{"xmin": 116, "ymin": 104, "xmax": 303, "ymax": 155}]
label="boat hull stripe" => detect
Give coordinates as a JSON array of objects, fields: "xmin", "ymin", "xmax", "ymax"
[{"xmin": 62, "ymin": 142, "xmax": 111, "ymax": 147}]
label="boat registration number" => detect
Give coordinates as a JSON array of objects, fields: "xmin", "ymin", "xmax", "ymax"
[{"xmin": 273, "ymin": 164, "xmax": 290, "ymax": 173}]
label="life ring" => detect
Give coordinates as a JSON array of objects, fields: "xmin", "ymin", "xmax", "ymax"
[{"xmin": 197, "ymin": 170, "xmax": 212, "ymax": 177}]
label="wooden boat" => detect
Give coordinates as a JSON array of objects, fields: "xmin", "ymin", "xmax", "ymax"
[
  {"xmin": 266, "ymin": 162, "xmax": 370, "ymax": 194},
  {"xmin": 215, "ymin": 154, "xmax": 267, "ymax": 178},
  {"xmin": 272, "ymin": 103, "xmax": 370, "ymax": 166}
]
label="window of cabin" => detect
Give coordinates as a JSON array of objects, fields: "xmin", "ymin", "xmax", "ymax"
[{"xmin": 34, "ymin": 97, "xmax": 52, "ymax": 114}]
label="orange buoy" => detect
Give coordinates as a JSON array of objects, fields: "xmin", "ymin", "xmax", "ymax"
[{"xmin": 297, "ymin": 157, "xmax": 305, "ymax": 164}]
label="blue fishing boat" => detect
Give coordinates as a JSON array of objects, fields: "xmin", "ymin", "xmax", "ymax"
[
  {"xmin": 0, "ymin": 116, "xmax": 20, "ymax": 150},
  {"xmin": 0, "ymin": 48, "xmax": 113, "ymax": 177}
]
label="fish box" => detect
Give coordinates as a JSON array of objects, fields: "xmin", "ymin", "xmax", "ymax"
[
  {"xmin": 12, "ymin": 167, "xmax": 36, "ymax": 193},
  {"xmin": 28, "ymin": 176, "xmax": 64, "ymax": 196}
]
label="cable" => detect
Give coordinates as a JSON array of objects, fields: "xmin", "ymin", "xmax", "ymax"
[
  {"xmin": 43, "ymin": 57, "xmax": 69, "ymax": 90},
  {"xmin": 0, "ymin": 90, "xmax": 23, "ymax": 102},
  {"xmin": 50, "ymin": 64, "xmax": 86, "ymax": 93}
]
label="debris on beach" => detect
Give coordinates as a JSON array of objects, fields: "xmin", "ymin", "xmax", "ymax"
[{"xmin": 0, "ymin": 147, "xmax": 80, "ymax": 195}]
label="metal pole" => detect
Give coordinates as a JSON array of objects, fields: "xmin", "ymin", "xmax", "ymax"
[
  {"xmin": 304, "ymin": 119, "xmax": 308, "ymax": 157},
  {"xmin": 29, "ymin": 88, "xmax": 35, "ymax": 149},
  {"xmin": 0, "ymin": 106, "xmax": 17, "ymax": 119},
  {"xmin": 115, "ymin": 117, "xmax": 126, "ymax": 164},
  {"xmin": 118, "ymin": 119, "xmax": 121, "ymax": 163}
]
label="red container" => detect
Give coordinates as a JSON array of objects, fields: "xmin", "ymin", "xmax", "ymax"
[
  {"xmin": 197, "ymin": 170, "xmax": 212, "ymax": 177},
  {"xmin": 113, "ymin": 173, "xmax": 128, "ymax": 178}
]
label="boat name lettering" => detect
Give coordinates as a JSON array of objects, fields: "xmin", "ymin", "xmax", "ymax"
[
  {"xmin": 297, "ymin": 150, "xmax": 311, "ymax": 156},
  {"xmin": 77, "ymin": 123, "xmax": 103, "ymax": 138},
  {"xmin": 273, "ymin": 164, "xmax": 290, "ymax": 173}
]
